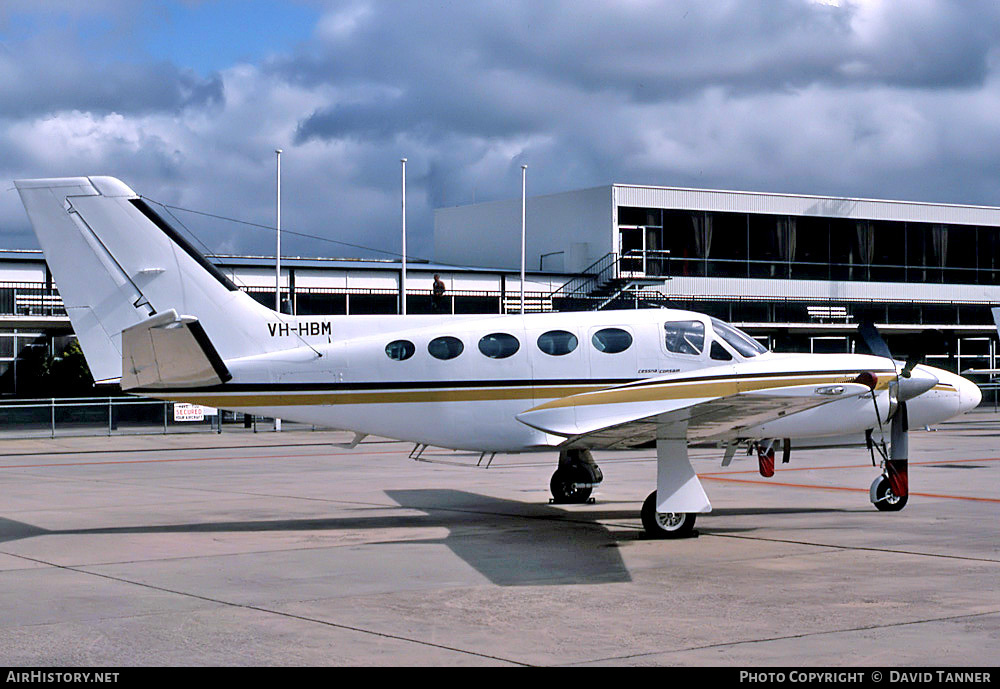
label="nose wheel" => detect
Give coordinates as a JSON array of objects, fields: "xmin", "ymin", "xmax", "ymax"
[
  {"xmin": 870, "ymin": 458, "xmax": 909, "ymax": 512},
  {"xmin": 641, "ymin": 491, "xmax": 697, "ymax": 538},
  {"xmin": 870, "ymin": 474, "xmax": 908, "ymax": 511}
]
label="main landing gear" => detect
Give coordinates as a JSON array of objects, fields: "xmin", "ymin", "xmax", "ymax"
[
  {"xmin": 549, "ymin": 449, "xmax": 603, "ymax": 504},
  {"xmin": 641, "ymin": 491, "xmax": 697, "ymax": 539}
]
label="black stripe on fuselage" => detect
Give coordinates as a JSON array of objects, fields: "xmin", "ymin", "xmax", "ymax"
[{"xmin": 131, "ymin": 368, "xmax": 893, "ymax": 395}]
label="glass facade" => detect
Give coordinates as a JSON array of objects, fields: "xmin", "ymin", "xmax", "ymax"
[{"xmin": 618, "ymin": 207, "xmax": 1000, "ymax": 285}]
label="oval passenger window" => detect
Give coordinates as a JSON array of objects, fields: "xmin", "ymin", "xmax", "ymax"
[
  {"xmin": 428, "ymin": 336, "xmax": 464, "ymax": 360},
  {"xmin": 537, "ymin": 330, "xmax": 578, "ymax": 356},
  {"xmin": 385, "ymin": 340, "xmax": 415, "ymax": 361},
  {"xmin": 478, "ymin": 333, "xmax": 520, "ymax": 359},
  {"xmin": 592, "ymin": 327, "xmax": 633, "ymax": 354}
]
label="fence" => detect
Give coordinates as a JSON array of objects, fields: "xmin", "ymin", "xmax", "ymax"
[{"xmin": 0, "ymin": 396, "xmax": 313, "ymax": 439}]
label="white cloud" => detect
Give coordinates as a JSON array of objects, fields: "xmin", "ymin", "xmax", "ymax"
[{"xmin": 4, "ymin": 0, "xmax": 1000, "ymax": 260}]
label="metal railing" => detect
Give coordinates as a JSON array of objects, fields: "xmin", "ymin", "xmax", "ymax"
[
  {"xmin": 0, "ymin": 396, "xmax": 313, "ymax": 439},
  {"xmin": 547, "ymin": 251, "xmax": 619, "ymax": 300},
  {"xmin": 547, "ymin": 250, "xmax": 672, "ymax": 310},
  {"xmin": 668, "ymin": 256, "xmax": 999, "ymax": 284},
  {"xmin": 0, "ymin": 283, "xmax": 66, "ymax": 317}
]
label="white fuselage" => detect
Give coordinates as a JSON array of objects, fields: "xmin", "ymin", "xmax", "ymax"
[{"xmin": 145, "ymin": 307, "xmax": 980, "ymax": 452}]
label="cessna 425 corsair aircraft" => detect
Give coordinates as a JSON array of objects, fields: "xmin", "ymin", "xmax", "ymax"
[{"xmin": 15, "ymin": 176, "xmax": 983, "ymax": 538}]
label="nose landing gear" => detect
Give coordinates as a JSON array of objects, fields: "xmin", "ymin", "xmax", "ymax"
[{"xmin": 870, "ymin": 459, "xmax": 909, "ymax": 511}]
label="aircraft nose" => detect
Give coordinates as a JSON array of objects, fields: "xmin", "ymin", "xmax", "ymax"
[{"xmin": 957, "ymin": 376, "xmax": 983, "ymax": 414}]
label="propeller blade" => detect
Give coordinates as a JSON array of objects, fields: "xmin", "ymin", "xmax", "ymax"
[
  {"xmin": 858, "ymin": 321, "xmax": 916, "ymax": 507},
  {"xmin": 900, "ymin": 356, "xmax": 921, "ymax": 378},
  {"xmin": 857, "ymin": 321, "xmax": 892, "ymax": 359},
  {"xmin": 858, "ymin": 322, "xmax": 936, "ymax": 401}
]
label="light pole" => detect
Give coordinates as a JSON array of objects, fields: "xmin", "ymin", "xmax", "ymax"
[
  {"xmin": 520, "ymin": 164, "xmax": 527, "ymax": 313},
  {"xmin": 401, "ymin": 158, "xmax": 407, "ymax": 315},
  {"xmin": 274, "ymin": 148, "xmax": 282, "ymax": 432},
  {"xmin": 275, "ymin": 149, "xmax": 282, "ymax": 313}
]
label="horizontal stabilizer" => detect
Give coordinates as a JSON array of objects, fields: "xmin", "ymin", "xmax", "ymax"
[{"xmin": 121, "ymin": 310, "xmax": 231, "ymax": 390}]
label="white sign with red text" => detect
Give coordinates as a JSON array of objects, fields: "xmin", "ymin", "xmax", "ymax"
[{"xmin": 173, "ymin": 403, "xmax": 218, "ymax": 422}]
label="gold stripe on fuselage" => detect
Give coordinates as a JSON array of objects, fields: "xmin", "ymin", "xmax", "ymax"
[
  {"xmin": 149, "ymin": 384, "xmax": 591, "ymax": 408},
  {"xmin": 146, "ymin": 370, "xmax": 892, "ymax": 409},
  {"xmin": 527, "ymin": 372, "xmax": 889, "ymax": 411}
]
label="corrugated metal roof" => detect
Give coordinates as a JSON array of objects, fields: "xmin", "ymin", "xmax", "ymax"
[{"xmin": 613, "ymin": 184, "xmax": 1000, "ymax": 226}]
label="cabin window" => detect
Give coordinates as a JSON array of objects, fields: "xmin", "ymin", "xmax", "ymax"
[
  {"xmin": 592, "ymin": 327, "xmax": 633, "ymax": 354},
  {"xmin": 710, "ymin": 340, "xmax": 733, "ymax": 361},
  {"xmin": 711, "ymin": 318, "xmax": 767, "ymax": 357},
  {"xmin": 385, "ymin": 340, "xmax": 415, "ymax": 361},
  {"xmin": 664, "ymin": 320, "xmax": 705, "ymax": 355},
  {"xmin": 428, "ymin": 336, "xmax": 464, "ymax": 360},
  {"xmin": 478, "ymin": 333, "xmax": 520, "ymax": 359},
  {"xmin": 537, "ymin": 330, "xmax": 579, "ymax": 356}
]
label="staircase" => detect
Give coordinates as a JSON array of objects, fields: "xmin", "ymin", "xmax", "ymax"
[{"xmin": 549, "ymin": 250, "xmax": 671, "ymax": 311}]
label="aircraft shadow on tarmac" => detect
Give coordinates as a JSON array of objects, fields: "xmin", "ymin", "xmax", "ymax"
[
  {"xmin": 0, "ymin": 490, "xmax": 631, "ymax": 586},
  {"xmin": 0, "ymin": 491, "xmax": 855, "ymax": 586}
]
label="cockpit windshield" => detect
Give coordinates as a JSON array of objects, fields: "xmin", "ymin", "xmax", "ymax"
[{"xmin": 711, "ymin": 318, "xmax": 768, "ymax": 357}]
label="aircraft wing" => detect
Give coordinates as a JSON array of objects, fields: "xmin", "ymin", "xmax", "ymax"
[{"xmin": 516, "ymin": 370, "xmax": 872, "ymax": 450}]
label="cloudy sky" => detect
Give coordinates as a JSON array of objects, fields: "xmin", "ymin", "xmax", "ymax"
[{"xmin": 3, "ymin": 0, "xmax": 1000, "ymax": 261}]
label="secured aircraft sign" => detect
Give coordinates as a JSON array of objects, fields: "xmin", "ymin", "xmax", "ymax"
[{"xmin": 174, "ymin": 403, "xmax": 218, "ymax": 422}]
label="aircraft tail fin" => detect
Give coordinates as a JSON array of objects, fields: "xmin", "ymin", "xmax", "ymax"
[{"xmin": 14, "ymin": 176, "xmax": 276, "ymax": 383}]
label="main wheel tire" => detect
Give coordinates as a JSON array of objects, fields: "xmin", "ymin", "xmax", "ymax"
[
  {"xmin": 550, "ymin": 466, "xmax": 593, "ymax": 504},
  {"xmin": 872, "ymin": 475, "xmax": 908, "ymax": 512},
  {"xmin": 641, "ymin": 491, "xmax": 696, "ymax": 538}
]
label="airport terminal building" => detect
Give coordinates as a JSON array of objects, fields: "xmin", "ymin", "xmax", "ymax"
[
  {"xmin": 436, "ymin": 184, "xmax": 1000, "ymax": 376},
  {"xmin": 2, "ymin": 182, "xmax": 1000, "ymax": 396}
]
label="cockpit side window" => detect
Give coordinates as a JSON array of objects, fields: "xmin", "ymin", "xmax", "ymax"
[
  {"xmin": 663, "ymin": 320, "xmax": 705, "ymax": 355},
  {"xmin": 711, "ymin": 318, "xmax": 767, "ymax": 357},
  {"xmin": 710, "ymin": 340, "xmax": 733, "ymax": 361}
]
